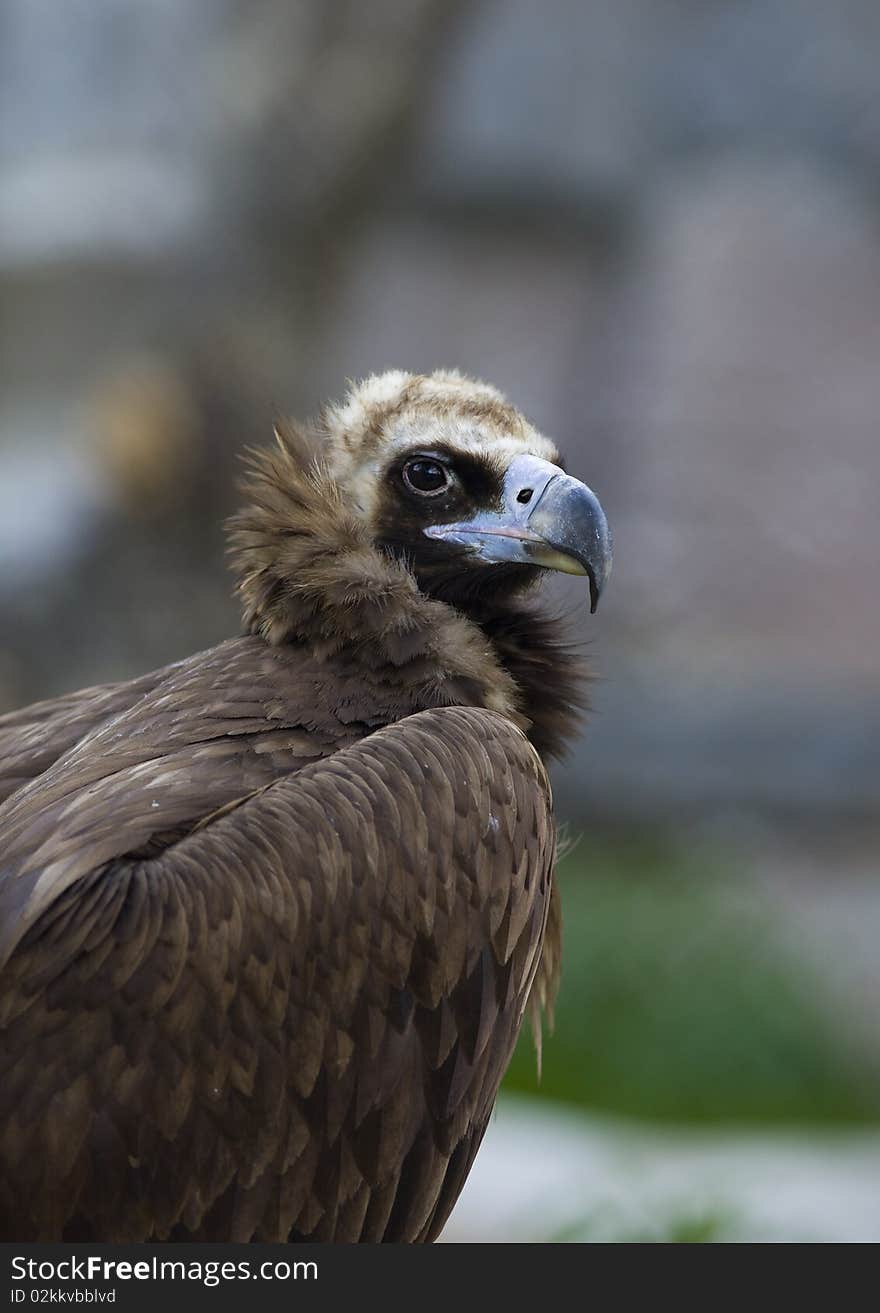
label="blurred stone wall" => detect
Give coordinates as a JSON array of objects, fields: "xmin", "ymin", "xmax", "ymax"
[{"xmin": 1, "ymin": 0, "xmax": 878, "ymax": 827}]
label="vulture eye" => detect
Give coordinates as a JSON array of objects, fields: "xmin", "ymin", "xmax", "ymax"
[{"xmin": 402, "ymin": 458, "xmax": 450, "ymax": 496}]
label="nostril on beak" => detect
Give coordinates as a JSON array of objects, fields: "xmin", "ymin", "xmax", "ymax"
[{"xmin": 516, "ymin": 488, "xmax": 534, "ymax": 505}]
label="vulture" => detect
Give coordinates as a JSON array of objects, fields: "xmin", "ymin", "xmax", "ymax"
[{"xmin": 0, "ymin": 370, "xmax": 611, "ymax": 1243}]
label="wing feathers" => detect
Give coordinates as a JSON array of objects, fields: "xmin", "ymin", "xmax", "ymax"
[{"xmin": 1, "ymin": 705, "xmax": 555, "ymax": 1241}]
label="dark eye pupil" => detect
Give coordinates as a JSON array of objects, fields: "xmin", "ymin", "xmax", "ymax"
[{"xmin": 405, "ymin": 460, "xmax": 447, "ymax": 493}]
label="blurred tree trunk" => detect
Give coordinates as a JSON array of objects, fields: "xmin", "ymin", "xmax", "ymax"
[{"xmin": 0, "ymin": 0, "xmax": 463, "ymax": 704}]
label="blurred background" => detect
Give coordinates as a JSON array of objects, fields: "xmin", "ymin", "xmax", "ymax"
[{"xmin": 1, "ymin": 0, "xmax": 879, "ymax": 1241}]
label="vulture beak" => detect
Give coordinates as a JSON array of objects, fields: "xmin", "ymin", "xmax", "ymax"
[{"xmin": 424, "ymin": 454, "xmax": 612, "ymax": 611}]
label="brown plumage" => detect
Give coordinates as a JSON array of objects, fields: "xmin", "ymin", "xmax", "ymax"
[{"xmin": 0, "ymin": 370, "xmax": 611, "ymax": 1242}]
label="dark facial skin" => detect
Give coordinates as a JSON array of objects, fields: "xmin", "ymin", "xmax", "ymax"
[{"xmin": 373, "ymin": 444, "xmax": 542, "ymax": 607}]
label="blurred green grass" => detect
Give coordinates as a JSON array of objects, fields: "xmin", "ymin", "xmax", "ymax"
[
  {"xmin": 546, "ymin": 1205, "xmax": 734, "ymax": 1244},
  {"xmin": 504, "ymin": 836, "xmax": 880, "ymax": 1124}
]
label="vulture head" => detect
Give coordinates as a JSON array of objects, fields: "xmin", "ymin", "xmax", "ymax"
[
  {"xmin": 324, "ymin": 370, "xmax": 611, "ymax": 611},
  {"xmin": 231, "ymin": 370, "xmax": 611, "ymax": 652}
]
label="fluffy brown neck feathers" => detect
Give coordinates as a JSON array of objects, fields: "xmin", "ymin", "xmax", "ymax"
[{"xmin": 227, "ymin": 422, "xmax": 525, "ymax": 723}]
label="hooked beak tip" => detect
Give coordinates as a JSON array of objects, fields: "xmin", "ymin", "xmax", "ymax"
[{"xmin": 525, "ymin": 475, "xmax": 612, "ymax": 610}]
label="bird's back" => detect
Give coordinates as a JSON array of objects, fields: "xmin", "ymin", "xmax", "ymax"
[{"xmin": 0, "ymin": 641, "xmax": 557, "ymax": 1241}]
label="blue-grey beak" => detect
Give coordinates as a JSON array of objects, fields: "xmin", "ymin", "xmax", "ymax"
[{"xmin": 424, "ymin": 454, "xmax": 612, "ymax": 612}]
